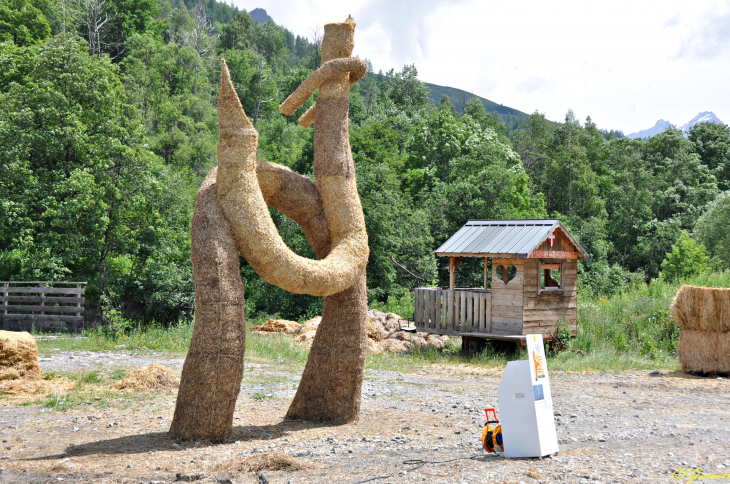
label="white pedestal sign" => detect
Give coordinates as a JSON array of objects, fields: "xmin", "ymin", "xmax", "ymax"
[{"xmin": 497, "ymin": 334, "xmax": 559, "ymax": 458}]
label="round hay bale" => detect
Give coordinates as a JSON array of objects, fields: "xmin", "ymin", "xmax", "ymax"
[
  {"xmin": 677, "ymin": 329, "xmax": 730, "ymax": 373},
  {"xmin": 0, "ymin": 331, "xmax": 41, "ymax": 381},
  {"xmin": 380, "ymin": 339, "xmax": 409, "ymax": 353},
  {"xmin": 253, "ymin": 319, "xmax": 301, "ymax": 334},
  {"xmin": 295, "ymin": 316, "xmax": 321, "ymax": 349},
  {"xmin": 425, "ymin": 334, "xmax": 447, "ymax": 350},
  {"xmin": 366, "ymin": 317, "xmax": 386, "ymax": 342},
  {"xmin": 671, "ymin": 285, "xmax": 730, "ymax": 332},
  {"xmin": 366, "ymin": 338, "xmax": 383, "ymax": 354},
  {"xmin": 114, "ymin": 364, "xmax": 180, "ymax": 391}
]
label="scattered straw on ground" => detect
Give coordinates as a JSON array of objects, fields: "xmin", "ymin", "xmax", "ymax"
[
  {"xmin": 113, "ymin": 363, "xmax": 180, "ymax": 391},
  {"xmin": 0, "ymin": 330, "xmax": 41, "ymax": 381},
  {"xmin": 213, "ymin": 452, "xmax": 317, "ymax": 474},
  {"xmin": 253, "ymin": 319, "xmax": 301, "ymax": 334},
  {"xmin": 671, "ymin": 285, "xmax": 730, "ymax": 332}
]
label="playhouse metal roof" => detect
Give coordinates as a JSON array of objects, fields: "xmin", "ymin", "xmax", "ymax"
[{"xmin": 435, "ymin": 219, "xmax": 589, "ymax": 259}]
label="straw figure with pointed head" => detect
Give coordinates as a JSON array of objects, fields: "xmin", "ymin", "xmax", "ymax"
[{"xmin": 170, "ymin": 17, "xmax": 370, "ymax": 441}]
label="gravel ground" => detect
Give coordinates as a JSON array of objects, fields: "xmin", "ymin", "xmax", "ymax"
[{"xmin": 0, "ymin": 350, "xmax": 728, "ymax": 484}]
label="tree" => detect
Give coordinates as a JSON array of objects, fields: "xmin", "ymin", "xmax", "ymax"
[
  {"xmin": 74, "ymin": 0, "xmax": 124, "ymax": 58},
  {"xmin": 0, "ymin": 34, "xmax": 193, "ymax": 321},
  {"xmin": 688, "ymin": 121, "xmax": 730, "ymax": 189},
  {"xmin": 180, "ymin": 1, "xmax": 218, "ymax": 96},
  {"xmin": 462, "ymin": 97, "xmax": 505, "ymax": 136},
  {"xmin": 437, "ymin": 93, "xmax": 458, "ymax": 118},
  {"xmin": 0, "ymin": 0, "xmax": 51, "ymax": 46},
  {"xmin": 694, "ymin": 191, "xmax": 730, "ymax": 270},
  {"xmin": 219, "ymin": 9, "xmax": 253, "ymax": 50},
  {"xmin": 660, "ymin": 231, "xmax": 709, "ymax": 282}
]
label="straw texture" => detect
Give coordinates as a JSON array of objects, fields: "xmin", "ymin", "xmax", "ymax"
[
  {"xmin": 215, "ymin": 56, "xmax": 368, "ymax": 297},
  {"xmin": 677, "ymin": 330, "xmax": 730, "ymax": 373},
  {"xmin": 114, "ymin": 364, "xmax": 179, "ymax": 391},
  {"xmin": 172, "ymin": 16, "xmax": 370, "ymax": 437},
  {"xmin": 0, "ymin": 330, "xmax": 41, "ymax": 381},
  {"xmin": 170, "ymin": 167, "xmax": 246, "ymax": 441},
  {"xmin": 671, "ymin": 285, "xmax": 730, "ymax": 331},
  {"xmin": 284, "ymin": 18, "xmax": 369, "ymax": 424}
]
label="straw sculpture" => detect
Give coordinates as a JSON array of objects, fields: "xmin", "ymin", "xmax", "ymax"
[
  {"xmin": 171, "ymin": 17, "xmax": 369, "ymax": 439},
  {"xmin": 671, "ymin": 285, "xmax": 730, "ymax": 373}
]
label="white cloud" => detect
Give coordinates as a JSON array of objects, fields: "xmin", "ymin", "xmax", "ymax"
[{"xmin": 233, "ymin": 0, "xmax": 730, "ymax": 134}]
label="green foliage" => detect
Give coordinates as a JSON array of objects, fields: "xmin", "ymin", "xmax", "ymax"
[
  {"xmin": 689, "ymin": 121, "xmax": 730, "ymax": 189},
  {"xmin": 660, "ymin": 230, "xmax": 709, "ymax": 282},
  {"xmin": 694, "ymin": 190, "xmax": 730, "ymax": 270},
  {"xmin": 0, "ymin": 0, "xmax": 51, "ymax": 46}
]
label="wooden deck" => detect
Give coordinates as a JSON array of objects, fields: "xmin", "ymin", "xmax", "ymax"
[{"xmin": 414, "ymin": 287, "xmax": 497, "ymax": 335}]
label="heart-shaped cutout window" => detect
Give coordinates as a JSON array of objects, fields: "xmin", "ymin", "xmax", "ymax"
[{"xmin": 496, "ymin": 264, "xmax": 517, "ymax": 284}]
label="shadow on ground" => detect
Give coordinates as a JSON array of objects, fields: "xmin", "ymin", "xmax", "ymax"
[{"xmin": 27, "ymin": 420, "xmax": 342, "ymax": 460}]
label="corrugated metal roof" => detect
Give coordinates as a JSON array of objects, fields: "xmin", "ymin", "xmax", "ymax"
[{"xmin": 435, "ymin": 219, "xmax": 589, "ymax": 259}]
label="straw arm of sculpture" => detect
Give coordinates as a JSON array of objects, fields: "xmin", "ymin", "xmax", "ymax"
[
  {"xmin": 215, "ymin": 60, "xmax": 368, "ymax": 298},
  {"xmin": 279, "ymin": 57, "xmax": 367, "ymax": 128}
]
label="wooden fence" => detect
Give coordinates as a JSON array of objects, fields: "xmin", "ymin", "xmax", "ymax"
[
  {"xmin": 1, "ymin": 282, "xmax": 86, "ymax": 333},
  {"xmin": 414, "ymin": 288, "xmax": 492, "ymax": 335}
]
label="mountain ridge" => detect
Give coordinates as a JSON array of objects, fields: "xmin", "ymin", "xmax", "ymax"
[{"xmin": 627, "ymin": 111, "xmax": 724, "ymax": 139}]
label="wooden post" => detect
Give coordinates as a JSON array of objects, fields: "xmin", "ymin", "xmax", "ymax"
[
  {"xmin": 449, "ymin": 257, "xmax": 455, "ymax": 290},
  {"xmin": 76, "ymin": 283, "xmax": 83, "ymax": 333},
  {"xmin": 2, "ymin": 282, "xmax": 7, "ymax": 330},
  {"xmin": 484, "ymin": 257, "xmax": 489, "ymax": 289},
  {"xmin": 40, "ymin": 282, "xmax": 46, "ymax": 316}
]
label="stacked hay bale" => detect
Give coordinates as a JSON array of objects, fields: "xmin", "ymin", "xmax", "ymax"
[{"xmin": 671, "ymin": 285, "xmax": 730, "ymax": 373}]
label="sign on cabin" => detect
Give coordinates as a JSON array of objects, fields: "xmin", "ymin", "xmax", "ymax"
[{"xmin": 413, "ymin": 219, "xmax": 589, "ymax": 348}]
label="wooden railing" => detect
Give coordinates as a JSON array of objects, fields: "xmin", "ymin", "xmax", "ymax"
[
  {"xmin": 1, "ymin": 282, "xmax": 86, "ymax": 333},
  {"xmin": 414, "ymin": 288, "xmax": 491, "ymax": 334}
]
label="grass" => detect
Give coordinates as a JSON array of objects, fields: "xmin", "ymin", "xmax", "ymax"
[{"xmin": 31, "ymin": 270, "xmax": 730, "ymax": 374}]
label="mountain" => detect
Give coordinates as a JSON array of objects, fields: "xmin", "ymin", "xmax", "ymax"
[
  {"xmin": 627, "ymin": 119, "xmax": 673, "ymax": 139},
  {"xmin": 249, "ymin": 8, "xmax": 272, "ymax": 24},
  {"xmin": 628, "ymin": 112, "xmax": 725, "ymax": 139},
  {"xmin": 425, "ymin": 82, "xmax": 530, "ymax": 132},
  {"xmin": 680, "ymin": 111, "xmax": 725, "ymax": 135}
]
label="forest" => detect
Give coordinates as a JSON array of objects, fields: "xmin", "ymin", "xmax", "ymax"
[{"xmin": 2, "ymin": 0, "xmax": 730, "ymax": 327}]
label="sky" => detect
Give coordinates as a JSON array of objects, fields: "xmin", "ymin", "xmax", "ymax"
[{"xmin": 232, "ymin": 0, "xmax": 730, "ymax": 134}]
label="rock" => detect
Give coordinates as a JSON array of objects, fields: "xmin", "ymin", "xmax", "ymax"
[
  {"xmin": 258, "ymin": 474, "xmax": 269, "ymax": 484},
  {"xmin": 212, "ymin": 478, "xmax": 233, "ymax": 484},
  {"xmin": 171, "ymin": 443, "xmax": 183, "ymax": 451}
]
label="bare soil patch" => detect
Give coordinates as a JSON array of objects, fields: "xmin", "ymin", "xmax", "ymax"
[{"xmin": 0, "ymin": 352, "xmax": 728, "ymax": 483}]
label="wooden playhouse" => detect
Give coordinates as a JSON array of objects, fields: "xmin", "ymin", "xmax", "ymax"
[{"xmin": 412, "ymin": 219, "xmax": 588, "ymax": 351}]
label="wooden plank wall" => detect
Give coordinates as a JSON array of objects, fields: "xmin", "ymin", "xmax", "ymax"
[
  {"xmin": 1, "ymin": 282, "xmax": 86, "ymax": 333},
  {"xmin": 414, "ymin": 288, "xmax": 491, "ymax": 334},
  {"xmin": 522, "ymin": 259, "xmax": 577, "ymax": 335},
  {"xmin": 490, "ymin": 258, "xmax": 524, "ymax": 335},
  {"xmin": 533, "ymin": 226, "xmax": 572, "ymax": 253}
]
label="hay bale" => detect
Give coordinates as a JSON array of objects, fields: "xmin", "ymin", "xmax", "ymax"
[
  {"xmin": 0, "ymin": 331, "xmax": 41, "ymax": 381},
  {"xmin": 671, "ymin": 285, "xmax": 730, "ymax": 332},
  {"xmin": 380, "ymin": 339, "xmax": 409, "ymax": 353},
  {"xmin": 366, "ymin": 338, "xmax": 383, "ymax": 354},
  {"xmin": 677, "ymin": 330, "xmax": 730, "ymax": 373},
  {"xmin": 253, "ymin": 319, "xmax": 301, "ymax": 334},
  {"xmin": 114, "ymin": 364, "xmax": 180, "ymax": 391},
  {"xmin": 215, "ymin": 452, "xmax": 316, "ymax": 474},
  {"xmin": 425, "ymin": 333, "xmax": 447, "ymax": 350},
  {"xmin": 367, "ymin": 317, "xmax": 386, "ymax": 342},
  {"xmin": 295, "ymin": 316, "xmax": 321, "ymax": 349}
]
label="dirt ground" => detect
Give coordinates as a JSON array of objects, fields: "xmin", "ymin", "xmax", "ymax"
[{"xmin": 1, "ymin": 350, "xmax": 729, "ymax": 484}]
